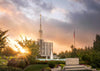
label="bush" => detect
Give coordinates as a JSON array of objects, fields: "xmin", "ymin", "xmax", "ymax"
[
  {"xmin": 17, "ymin": 60, "xmax": 26, "ymax": 68},
  {"xmin": 59, "ymin": 64, "xmax": 65, "ymax": 69},
  {"xmin": 35, "ymin": 60, "xmax": 48, "ymax": 64},
  {"xmin": 43, "ymin": 67, "xmax": 51, "ymax": 71},
  {"xmin": 27, "ymin": 56, "xmax": 36, "ymax": 64},
  {"xmin": 35, "ymin": 60, "xmax": 65, "ymax": 65},
  {"xmin": 80, "ymin": 61, "xmax": 87, "ymax": 65},
  {"xmin": 7, "ymin": 58, "xmax": 27, "ymax": 68},
  {"xmin": 0, "ymin": 59, "xmax": 8, "ymax": 65},
  {"xmin": 47, "ymin": 61, "xmax": 65, "ymax": 68},
  {"xmin": 0, "ymin": 66, "xmax": 22, "ymax": 71},
  {"xmin": 48, "ymin": 61, "xmax": 55, "ymax": 68},
  {"xmin": 54, "ymin": 61, "xmax": 65, "ymax": 64}
]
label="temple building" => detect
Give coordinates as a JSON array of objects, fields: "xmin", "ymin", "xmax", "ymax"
[{"xmin": 36, "ymin": 14, "xmax": 53, "ymax": 59}]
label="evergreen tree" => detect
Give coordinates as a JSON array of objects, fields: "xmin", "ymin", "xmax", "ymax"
[
  {"xmin": 0, "ymin": 29, "xmax": 8, "ymax": 54},
  {"xmin": 93, "ymin": 34, "xmax": 100, "ymax": 51}
]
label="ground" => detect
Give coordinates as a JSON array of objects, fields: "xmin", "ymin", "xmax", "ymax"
[{"xmin": 24, "ymin": 64, "xmax": 48, "ymax": 71}]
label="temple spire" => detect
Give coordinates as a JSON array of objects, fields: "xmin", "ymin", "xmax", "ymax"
[{"xmin": 39, "ymin": 14, "xmax": 43, "ymax": 39}]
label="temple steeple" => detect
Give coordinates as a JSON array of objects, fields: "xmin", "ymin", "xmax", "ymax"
[{"xmin": 39, "ymin": 14, "xmax": 43, "ymax": 39}]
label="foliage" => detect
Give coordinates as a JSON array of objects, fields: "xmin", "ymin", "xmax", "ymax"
[
  {"xmin": 7, "ymin": 58, "xmax": 27, "ymax": 68},
  {"xmin": 35, "ymin": 60, "xmax": 48, "ymax": 64},
  {"xmin": 0, "ymin": 66, "xmax": 22, "ymax": 71},
  {"xmin": 17, "ymin": 59, "xmax": 27, "ymax": 68},
  {"xmin": 0, "ymin": 58, "xmax": 8, "ymax": 65},
  {"xmin": 24, "ymin": 64, "xmax": 48, "ymax": 71},
  {"xmin": 53, "ymin": 53, "xmax": 57, "ymax": 55},
  {"xmin": 44, "ymin": 67, "xmax": 51, "ymax": 71},
  {"xmin": 59, "ymin": 64, "xmax": 65, "ymax": 69},
  {"xmin": 58, "ymin": 34, "xmax": 100, "ymax": 68},
  {"xmin": 48, "ymin": 62, "xmax": 55, "ymax": 68},
  {"xmin": 79, "ymin": 61, "xmax": 87, "ymax": 65},
  {"xmin": 0, "ymin": 29, "xmax": 8, "ymax": 54},
  {"xmin": 30, "ymin": 60, "xmax": 64, "ymax": 68},
  {"xmin": 47, "ymin": 61, "xmax": 65, "ymax": 68},
  {"xmin": 93, "ymin": 34, "xmax": 100, "ymax": 51},
  {"xmin": 34, "ymin": 60, "xmax": 65, "ymax": 65},
  {"xmin": 1, "ymin": 46, "xmax": 17, "ymax": 56},
  {"xmin": 17, "ymin": 37, "xmax": 39, "ymax": 64}
]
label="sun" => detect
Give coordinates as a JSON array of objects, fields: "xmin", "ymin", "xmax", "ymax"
[
  {"xmin": 20, "ymin": 49, "xmax": 25, "ymax": 53},
  {"xmin": 8, "ymin": 38, "xmax": 30, "ymax": 54},
  {"xmin": 20, "ymin": 48, "xmax": 29, "ymax": 54}
]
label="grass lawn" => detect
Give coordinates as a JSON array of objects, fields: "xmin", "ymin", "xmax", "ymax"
[{"xmin": 24, "ymin": 64, "xmax": 48, "ymax": 71}]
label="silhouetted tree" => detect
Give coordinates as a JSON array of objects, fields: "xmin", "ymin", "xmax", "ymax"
[
  {"xmin": 93, "ymin": 34, "xmax": 100, "ymax": 51},
  {"xmin": 1, "ymin": 46, "xmax": 17, "ymax": 56},
  {"xmin": 17, "ymin": 37, "xmax": 39, "ymax": 64},
  {"xmin": 0, "ymin": 29, "xmax": 8, "ymax": 54}
]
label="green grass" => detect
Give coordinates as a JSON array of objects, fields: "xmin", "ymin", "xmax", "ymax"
[{"xmin": 24, "ymin": 64, "xmax": 48, "ymax": 71}]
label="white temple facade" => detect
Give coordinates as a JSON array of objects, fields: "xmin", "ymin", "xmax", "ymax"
[{"xmin": 37, "ymin": 39, "xmax": 53, "ymax": 59}]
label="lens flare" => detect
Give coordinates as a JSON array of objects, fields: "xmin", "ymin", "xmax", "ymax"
[{"xmin": 7, "ymin": 38, "xmax": 29, "ymax": 54}]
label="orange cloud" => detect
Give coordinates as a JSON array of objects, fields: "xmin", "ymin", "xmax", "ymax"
[{"xmin": 0, "ymin": 0, "xmax": 95, "ymax": 54}]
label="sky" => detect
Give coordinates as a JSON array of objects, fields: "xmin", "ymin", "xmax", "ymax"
[{"xmin": 0, "ymin": 0, "xmax": 100, "ymax": 53}]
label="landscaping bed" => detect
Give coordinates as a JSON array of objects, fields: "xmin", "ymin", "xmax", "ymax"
[
  {"xmin": 24, "ymin": 64, "xmax": 48, "ymax": 71},
  {"xmin": 0, "ymin": 65, "xmax": 22, "ymax": 71}
]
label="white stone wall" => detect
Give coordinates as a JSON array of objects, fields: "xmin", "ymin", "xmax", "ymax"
[
  {"xmin": 38, "ymin": 40, "xmax": 53, "ymax": 58},
  {"xmin": 66, "ymin": 58, "xmax": 79, "ymax": 65}
]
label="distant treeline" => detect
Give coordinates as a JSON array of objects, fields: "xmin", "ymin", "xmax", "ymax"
[{"xmin": 58, "ymin": 34, "xmax": 100, "ymax": 68}]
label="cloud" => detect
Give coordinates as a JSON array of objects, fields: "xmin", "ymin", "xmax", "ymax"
[
  {"xmin": 69, "ymin": 0, "xmax": 100, "ymax": 30},
  {"xmin": 31, "ymin": 0, "xmax": 53, "ymax": 11},
  {"xmin": 10, "ymin": 0, "xmax": 29, "ymax": 8},
  {"xmin": 65, "ymin": 0, "xmax": 100, "ymax": 47},
  {"xmin": 0, "ymin": 0, "xmax": 100, "ymax": 53},
  {"xmin": 10, "ymin": 0, "xmax": 53, "ymax": 12},
  {"xmin": 50, "ymin": 7, "xmax": 69, "ymax": 23},
  {"xmin": 43, "ymin": 0, "xmax": 100, "ymax": 50},
  {"xmin": 72, "ymin": 0, "xmax": 100, "ymax": 12}
]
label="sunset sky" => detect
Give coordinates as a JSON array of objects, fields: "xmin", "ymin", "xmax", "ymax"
[{"xmin": 0, "ymin": 0, "xmax": 100, "ymax": 53}]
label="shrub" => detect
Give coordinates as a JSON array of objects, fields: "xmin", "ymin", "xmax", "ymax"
[
  {"xmin": 59, "ymin": 64, "xmax": 65, "ymax": 69},
  {"xmin": 17, "ymin": 60, "xmax": 26, "ymax": 68},
  {"xmin": 48, "ymin": 61, "xmax": 55, "ymax": 68},
  {"xmin": 7, "ymin": 58, "xmax": 16, "ymax": 66},
  {"xmin": 0, "ymin": 66, "xmax": 22, "ymax": 71},
  {"xmin": 7, "ymin": 58, "xmax": 27, "ymax": 68},
  {"xmin": 55, "ymin": 64, "xmax": 60, "ymax": 68},
  {"xmin": 35, "ymin": 60, "xmax": 48, "ymax": 64},
  {"xmin": 0, "ymin": 58, "xmax": 8, "ymax": 65},
  {"xmin": 43, "ymin": 67, "xmax": 51, "ymax": 71},
  {"xmin": 54, "ymin": 61, "xmax": 65, "ymax": 64},
  {"xmin": 35, "ymin": 60, "xmax": 65, "ymax": 64},
  {"xmin": 80, "ymin": 61, "xmax": 87, "ymax": 65},
  {"xmin": 27, "ymin": 56, "xmax": 36, "ymax": 64}
]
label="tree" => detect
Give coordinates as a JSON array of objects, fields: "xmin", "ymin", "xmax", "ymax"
[
  {"xmin": 58, "ymin": 52, "xmax": 66, "ymax": 58},
  {"xmin": 53, "ymin": 53, "xmax": 57, "ymax": 55},
  {"xmin": 70, "ymin": 45, "xmax": 78, "ymax": 57},
  {"xmin": 17, "ymin": 37, "xmax": 39, "ymax": 64},
  {"xmin": 93, "ymin": 34, "xmax": 100, "ymax": 51},
  {"xmin": 1, "ymin": 46, "xmax": 17, "ymax": 56},
  {"xmin": 0, "ymin": 29, "xmax": 8, "ymax": 54}
]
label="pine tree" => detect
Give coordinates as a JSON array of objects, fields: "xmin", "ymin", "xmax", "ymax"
[
  {"xmin": 93, "ymin": 34, "xmax": 100, "ymax": 51},
  {"xmin": 0, "ymin": 29, "xmax": 8, "ymax": 54}
]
